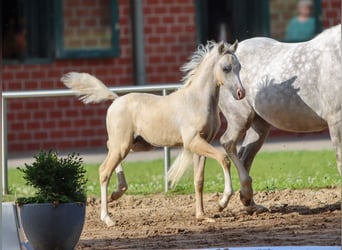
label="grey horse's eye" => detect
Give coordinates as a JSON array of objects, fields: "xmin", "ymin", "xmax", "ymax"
[{"xmin": 222, "ymin": 65, "xmax": 232, "ymax": 73}]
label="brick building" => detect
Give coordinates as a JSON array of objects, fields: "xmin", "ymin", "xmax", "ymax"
[{"xmin": 2, "ymin": 0, "xmax": 341, "ymax": 154}]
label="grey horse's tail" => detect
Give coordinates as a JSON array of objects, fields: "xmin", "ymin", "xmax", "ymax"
[
  {"xmin": 61, "ymin": 72, "xmax": 118, "ymax": 104},
  {"xmin": 167, "ymin": 149, "xmax": 193, "ymax": 187}
]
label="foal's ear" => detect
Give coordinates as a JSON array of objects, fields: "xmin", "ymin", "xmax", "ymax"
[
  {"xmin": 229, "ymin": 40, "xmax": 238, "ymax": 53},
  {"xmin": 218, "ymin": 41, "xmax": 226, "ymax": 55}
]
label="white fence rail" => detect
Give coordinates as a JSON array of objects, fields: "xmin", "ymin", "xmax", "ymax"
[{"xmin": 2, "ymin": 84, "xmax": 181, "ymax": 195}]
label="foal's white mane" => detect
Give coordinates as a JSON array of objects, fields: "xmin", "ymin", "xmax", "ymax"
[{"xmin": 180, "ymin": 41, "xmax": 217, "ymax": 88}]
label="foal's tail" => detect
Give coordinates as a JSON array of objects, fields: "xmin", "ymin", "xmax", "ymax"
[
  {"xmin": 61, "ymin": 72, "xmax": 118, "ymax": 104},
  {"xmin": 167, "ymin": 149, "xmax": 193, "ymax": 187}
]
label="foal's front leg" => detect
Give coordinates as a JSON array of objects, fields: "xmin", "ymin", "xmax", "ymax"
[
  {"xmin": 193, "ymin": 154, "xmax": 215, "ymax": 222},
  {"xmin": 188, "ymin": 135, "xmax": 233, "ymax": 218}
]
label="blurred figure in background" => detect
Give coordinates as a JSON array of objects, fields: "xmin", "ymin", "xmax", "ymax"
[
  {"xmin": 2, "ymin": 17, "xmax": 27, "ymax": 60},
  {"xmin": 285, "ymin": 0, "xmax": 316, "ymax": 42}
]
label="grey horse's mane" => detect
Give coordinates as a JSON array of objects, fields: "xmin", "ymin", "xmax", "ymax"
[
  {"xmin": 316, "ymin": 23, "xmax": 340, "ymax": 37},
  {"xmin": 311, "ymin": 24, "xmax": 341, "ymax": 47},
  {"xmin": 181, "ymin": 41, "xmax": 217, "ymax": 87}
]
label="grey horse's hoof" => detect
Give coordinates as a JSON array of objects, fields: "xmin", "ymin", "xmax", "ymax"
[
  {"xmin": 218, "ymin": 204, "xmax": 224, "ymax": 212},
  {"xmin": 243, "ymin": 203, "xmax": 268, "ymax": 215},
  {"xmin": 255, "ymin": 204, "xmax": 269, "ymax": 214},
  {"xmin": 239, "ymin": 190, "xmax": 254, "ymax": 207}
]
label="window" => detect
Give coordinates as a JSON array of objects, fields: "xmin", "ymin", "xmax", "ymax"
[
  {"xmin": 54, "ymin": 0, "xmax": 120, "ymax": 58},
  {"xmin": 195, "ymin": 0, "xmax": 322, "ymax": 44},
  {"xmin": 2, "ymin": 0, "xmax": 53, "ymax": 62},
  {"xmin": 2, "ymin": 0, "xmax": 120, "ymax": 63},
  {"xmin": 269, "ymin": 0, "xmax": 322, "ymax": 42},
  {"xmin": 195, "ymin": 0, "xmax": 270, "ymax": 44}
]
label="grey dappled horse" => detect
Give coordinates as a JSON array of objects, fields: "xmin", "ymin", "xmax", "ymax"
[
  {"xmin": 219, "ymin": 24, "xmax": 341, "ymax": 211},
  {"xmin": 62, "ymin": 41, "xmax": 245, "ymax": 226}
]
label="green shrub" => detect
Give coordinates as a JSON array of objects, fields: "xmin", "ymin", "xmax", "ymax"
[{"xmin": 16, "ymin": 150, "xmax": 87, "ymax": 205}]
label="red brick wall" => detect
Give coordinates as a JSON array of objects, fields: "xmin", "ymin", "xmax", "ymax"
[
  {"xmin": 321, "ymin": 0, "xmax": 341, "ymax": 28},
  {"xmin": 144, "ymin": 0, "xmax": 196, "ymax": 83},
  {"xmin": 3, "ymin": 0, "xmax": 196, "ymax": 153},
  {"xmin": 4, "ymin": 0, "xmax": 338, "ymax": 153}
]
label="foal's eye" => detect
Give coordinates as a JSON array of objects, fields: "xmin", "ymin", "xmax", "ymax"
[{"xmin": 222, "ymin": 65, "xmax": 232, "ymax": 73}]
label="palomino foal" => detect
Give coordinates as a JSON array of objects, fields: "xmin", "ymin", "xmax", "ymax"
[{"xmin": 61, "ymin": 41, "xmax": 244, "ymax": 227}]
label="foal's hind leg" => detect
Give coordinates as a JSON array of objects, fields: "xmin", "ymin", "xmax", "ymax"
[
  {"xmin": 187, "ymin": 134, "xmax": 233, "ymax": 220},
  {"xmin": 109, "ymin": 163, "xmax": 128, "ymax": 201},
  {"xmin": 99, "ymin": 146, "xmax": 130, "ymax": 227}
]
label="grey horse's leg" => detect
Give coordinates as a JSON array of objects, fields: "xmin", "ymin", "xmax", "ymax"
[
  {"xmin": 239, "ymin": 115, "xmax": 271, "ymax": 173},
  {"xmin": 237, "ymin": 115, "xmax": 270, "ymax": 207},
  {"xmin": 328, "ymin": 121, "xmax": 342, "ymax": 175},
  {"xmin": 221, "ymin": 127, "xmax": 252, "ymax": 206},
  {"xmin": 219, "ymin": 100, "xmax": 254, "ymax": 208}
]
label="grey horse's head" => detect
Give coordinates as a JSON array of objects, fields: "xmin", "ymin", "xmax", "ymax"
[{"xmin": 215, "ymin": 41, "xmax": 245, "ymax": 100}]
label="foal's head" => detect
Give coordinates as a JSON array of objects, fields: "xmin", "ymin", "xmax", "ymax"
[
  {"xmin": 181, "ymin": 40, "xmax": 245, "ymax": 100},
  {"xmin": 214, "ymin": 41, "xmax": 245, "ymax": 100}
]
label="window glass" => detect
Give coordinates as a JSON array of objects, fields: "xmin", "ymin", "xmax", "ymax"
[
  {"xmin": 2, "ymin": 0, "xmax": 52, "ymax": 61},
  {"xmin": 196, "ymin": 0, "xmax": 269, "ymax": 44},
  {"xmin": 55, "ymin": 0, "xmax": 119, "ymax": 58},
  {"xmin": 2, "ymin": 0, "xmax": 120, "ymax": 62},
  {"xmin": 270, "ymin": 0, "xmax": 321, "ymax": 42},
  {"xmin": 62, "ymin": 0, "xmax": 112, "ymax": 50}
]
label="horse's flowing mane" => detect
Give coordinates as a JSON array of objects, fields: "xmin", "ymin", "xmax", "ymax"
[{"xmin": 181, "ymin": 41, "xmax": 217, "ymax": 87}]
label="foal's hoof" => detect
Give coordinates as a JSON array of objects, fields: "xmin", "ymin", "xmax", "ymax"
[
  {"xmin": 197, "ymin": 215, "xmax": 215, "ymax": 223},
  {"xmin": 218, "ymin": 204, "xmax": 225, "ymax": 212},
  {"xmin": 101, "ymin": 215, "xmax": 115, "ymax": 227},
  {"xmin": 204, "ymin": 217, "xmax": 216, "ymax": 223},
  {"xmin": 110, "ymin": 192, "xmax": 121, "ymax": 201},
  {"xmin": 106, "ymin": 220, "xmax": 115, "ymax": 227}
]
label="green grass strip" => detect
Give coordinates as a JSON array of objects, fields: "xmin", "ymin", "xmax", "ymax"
[{"xmin": 4, "ymin": 150, "xmax": 340, "ymax": 201}]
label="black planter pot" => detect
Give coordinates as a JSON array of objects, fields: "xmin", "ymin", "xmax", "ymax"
[{"xmin": 18, "ymin": 202, "xmax": 85, "ymax": 250}]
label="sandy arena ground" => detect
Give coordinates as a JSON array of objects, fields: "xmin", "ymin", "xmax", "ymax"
[{"xmin": 76, "ymin": 188, "xmax": 341, "ymax": 249}]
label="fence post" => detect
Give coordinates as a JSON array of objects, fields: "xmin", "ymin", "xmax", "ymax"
[
  {"xmin": 2, "ymin": 96, "xmax": 9, "ymax": 195},
  {"xmin": 162, "ymin": 89, "xmax": 171, "ymax": 192}
]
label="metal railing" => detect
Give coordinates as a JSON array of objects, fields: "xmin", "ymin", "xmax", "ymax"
[{"xmin": 2, "ymin": 84, "xmax": 182, "ymax": 195}]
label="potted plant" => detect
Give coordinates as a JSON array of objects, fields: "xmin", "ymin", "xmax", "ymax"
[{"xmin": 16, "ymin": 150, "xmax": 87, "ymax": 250}]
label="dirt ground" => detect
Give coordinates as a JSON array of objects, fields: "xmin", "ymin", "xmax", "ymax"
[{"xmin": 76, "ymin": 188, "xmax": 341, "ymax": 249}]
